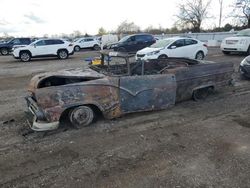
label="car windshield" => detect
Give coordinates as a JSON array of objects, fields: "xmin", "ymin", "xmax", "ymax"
[
  {"xmin": 236, "ymin": 29, "xmax": 250, "ymax": 37},
  {"xmin": 150, "ymin": 39, "xmax": 174, "ymax": 48},
  {"xmin": 119, "ymin": 35, "xmax": 130, "ymax": 43}
]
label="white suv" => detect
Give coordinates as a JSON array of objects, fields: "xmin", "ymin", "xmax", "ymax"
[
  {"xmin": 73, "ymin": 37, "xmax": 100, "ymax": 52},
  {"xmin": 13, "ymin": 39, "xmax": 74, "ymax": 62},
  {"xmin": 221, "ymin": 29, "xmax": 250, "ymax": 55}
]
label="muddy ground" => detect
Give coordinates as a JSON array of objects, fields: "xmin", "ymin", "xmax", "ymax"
[{"xmin": 0, "ymin": 49, "xmax": 249, "ymax": 188}]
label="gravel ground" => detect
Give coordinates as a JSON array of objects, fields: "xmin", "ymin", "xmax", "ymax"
[{"xmin": 0, "ymin": 48, "xmax": 249, "ymax": 188}]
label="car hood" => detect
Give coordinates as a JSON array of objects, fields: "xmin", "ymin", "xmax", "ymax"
[
  {"xmin": 137, "ymin": 47, "xmax": 162, "ymax": 55},
  {"xmin": 0, "ymin": 43, "xmax": 8, "ymax": 47},
  {"xmin": 27, "ymin": 68, "xmax": 105, "ymax": 92}
]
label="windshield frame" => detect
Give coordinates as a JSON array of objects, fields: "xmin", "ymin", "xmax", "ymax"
[
  {"xmin": 236, "ymin": 29, "xmax": 250, "ymax": 37},
  {"xmin": 150, "ymin": 38, "xmax": 175, "ymax": 48}
]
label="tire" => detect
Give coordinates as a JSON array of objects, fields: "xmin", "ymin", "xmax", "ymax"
[
  {"xmin": 20, "ymin": 51, "xmax": 31, "ymax": 62},
  {"xmin": 0, "ymin": 48, "xmax": 9, "ymax": 55},
  {"xmin": 195, "ymin": 51, "xmax": 204, "ymax": 60},
  {"xmin": 69, "ymin": 106, "xmax": 94, "ymax": 129},
  {"xmin": 93, "ymin": 44, "xmax": 101, "ymax": 51},
  {"xmin": 222, "ymin": 51, "xmax": 230, "ymax": 55},
  {"xmin": 74, "ymin": 46, "xmax": 80, "ymax": 52},
  {"xmin": 58, "ymin": 49, "xmax": 68, "ymax": 59},
  {"xmin": 192, "ymin": 87, "xmax": 213, "ymax": 101},
  {"xmin": 158, "ymin": 54, "xmax": 168, "ymax": 59}
]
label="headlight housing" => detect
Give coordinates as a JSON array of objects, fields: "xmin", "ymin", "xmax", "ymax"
[
  {"xmin": 239, "ymin": 39, "xmax": 247, "ymax": 45},
  {"xmin": 241, "ymin": 56, "xmax": 250, "ymax": 66},
  {"xmin": 146, "ymin": 50, "xmax": 160, "ymax": 56}
]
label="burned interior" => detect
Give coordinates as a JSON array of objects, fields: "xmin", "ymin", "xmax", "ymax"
[
  {"xmin": 90, "ymin": 51, "xmax": 201, "ymax": 76},
  {"xmin": 38, "ymin": 76, "xmax": 100, "ymax": 88}
]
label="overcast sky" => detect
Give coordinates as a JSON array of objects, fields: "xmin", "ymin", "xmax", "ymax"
[{"xmin": 0, "ymin": 0, "xmax": 235, "ymax": 37}]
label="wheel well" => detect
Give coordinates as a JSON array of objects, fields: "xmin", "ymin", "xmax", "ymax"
[
  {"xmin": 196, "ymin": 50, "xmax": 204, "ymax": 55},
  {"xmin": 19, "ymin": 50, "xmax": 31, "ymax": 57},
  {"xmin": 59, "ymin": 104, "xmax": 103, "ymax": 123},
  {"xmin": 57, "ymin": 48, "xmax": 68, "ymax": 54},
  {"xmin": 158, "ymin": 54, "xmax": 168, "ymax": 58}
]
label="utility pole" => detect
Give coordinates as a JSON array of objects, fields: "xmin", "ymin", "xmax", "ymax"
[{"xmin": 219, "ymin": 0, "xmax": 223, "ymax": 28}]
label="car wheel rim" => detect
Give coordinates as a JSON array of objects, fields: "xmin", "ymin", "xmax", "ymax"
[
  {"xmin": 196, "ymin": 53, "xmax": 203, "ymax": 60},
  {"xmin": 70, "ymin": 107, "xmax": 93, "ymax": 127},
  {"xmin": 75, "ymin": 47, "xmax": 80, "ymax": 51},
  {"xmin": 60, "ymin": 51, "xmax": 67, "ymax": 59},
  {"xmin": 21, "ymin": 53, "xmax": 30, "ymax": 61},
  {"xmin": 1, "ymin": 49, "xmax": 8, "ymax": 55}
]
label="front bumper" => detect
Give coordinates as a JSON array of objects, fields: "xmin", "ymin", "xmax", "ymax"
[
  {"xmin": 220, "ymin": 44, "xmax": 248, "ymax": 52},
  {"xmin": 136, "ymin": 54, "xmax": 158, "ymax": 61},
  {"xmin": 25, "ymin": 96, "xmax": 59, "ymax": 131}
]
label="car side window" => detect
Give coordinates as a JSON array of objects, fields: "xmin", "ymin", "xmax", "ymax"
[
  {"xmin": 12, "ymin": 39, "xmax": 21, "ymax": 44},
  {"xmin": 127, "ymin": 36, "xmax": 135, "ymax": 42},
  {"xmin": 53, "ymin": 40, "xmax": 64, "ymax": 44},
  {"xmin": 21, "ymin": 39, "xmax": 31, "ymax": 44},
  {"xmin": 185, "ymin": 39, "xmax": 198, "ymax": 46},
  {"xmin": 170, "ymin": 39, "xmax": 185, "ymax": 48},
  {"xmin": 85, "ymin": 38, "xmax": 94, "ymax": 42},
  {"xmin": 35, "ymin": 40, "xmax": 46, "ymax": 46}
]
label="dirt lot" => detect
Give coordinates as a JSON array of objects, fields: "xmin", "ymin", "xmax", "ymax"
[{"xmin": 0, "ymin": 48, "xmax": 250, "ymax": 188}]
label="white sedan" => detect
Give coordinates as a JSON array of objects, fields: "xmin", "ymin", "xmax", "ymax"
[{"xmin": 136, "ymin": 37, "xmax": 208, "ymax": 61}]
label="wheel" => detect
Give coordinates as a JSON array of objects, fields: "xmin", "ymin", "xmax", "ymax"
[
  {"xmin": 192, "ymin": 87, "xmax": 213, "ymax": 101},
  {"xmin": 117, "ymin": 47, "xmax": 126, "ymax": 52},
  {"xmin": 93, "ymin": 44, "xmax": 100, "ymax": 51},
  {"xmin": 0, "ymin": 48, "xmax": 9, "ymax": 55},
  {"xmin": 222, "ymin": 51, "xmax": 230, "ymax": 55},
  {"xmin": 69, "ymin": 106, "xmax": 94, "ymax": 129},
  {"xmin": 195, "ymin": 51, "xmax": 204, "ymax": 60},
  {"xmin": 158, "ymin": 54, "xmax": 168, "ymax": 59},
  {"xmin": 58, "ymin": 50, "xmax": 68, "ymax": 59},
  {"xmin": 20, "ymin": 51, "xmax": 31, "ymax": 62},
  {"xmin": 74, "ymin": 46, "xmax": 80, "ymax": 52}
]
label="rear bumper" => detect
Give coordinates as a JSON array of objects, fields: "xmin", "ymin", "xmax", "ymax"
[{"xmin": 25, "ymin": 96, "xmax": 59, "ymax": 131}]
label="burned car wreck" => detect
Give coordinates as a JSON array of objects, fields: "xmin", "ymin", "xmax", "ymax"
[{"xmin": 26, "ymin": 51, "xmax": 234, "ymax": 131}]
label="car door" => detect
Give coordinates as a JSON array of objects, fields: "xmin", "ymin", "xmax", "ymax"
[
  {"xmin": 119, "ymin": 74, "xmax": 176, "ymax": 113},
  {"xmin": 135, "ymin": 35, "xmax": 146, "ymax": 51},
  {"xmin": 124, "ymin": 36, "xmax": 136, "ymax": 52},
  {"xmin": 31, "ymin": 40, "xmax": 48, "ymax": 56},
  {"xmin": 167, "ymin": 39, "xmax": 186, "ymax": 58},
  {"xmin": 183, "ymin": 39, "xmax": 199, "ymax": 58}
]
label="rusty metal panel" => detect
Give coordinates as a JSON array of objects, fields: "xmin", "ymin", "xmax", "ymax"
[
  {"xmin": 119, "ymin": 74, "xmax": 176, "ymax": 113},
  {"xmin": 174, "ymin": 62, "xmax": 234, "ymax": 102}
]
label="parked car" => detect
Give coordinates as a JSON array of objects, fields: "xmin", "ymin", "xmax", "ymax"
[
  {"xmin": 221, "ymin": 28, "xmax": 250, "ymax": 55},
  {"xmin": 240, "ymin": 55, "xmax": 250, "ymax": 78},
  {"xmin": 73, "ymin": 37, "xmax": 100, "ymax": 52},
  {"xmin": 25, "ymin": 50, "xmax": 233, "ymax": 131},
  {"xmin": 103, "ymin": 33, "xmax": 156, "ymax": 53},
  {"xmin": 12, "ymin": 39, "xmax": 74, "ymax": 62},
  {"xmin": 0, "ymin": 38, "xmax": 32, "ymax": 55},
  {"xmin": 136, "ymin": 37, "xmax": 208, "ymax": 61}
]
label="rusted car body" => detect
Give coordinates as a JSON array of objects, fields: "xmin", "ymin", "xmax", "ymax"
[{"xmin": 26, "ymin": 51, "xmax": 233, "ymax": 131}]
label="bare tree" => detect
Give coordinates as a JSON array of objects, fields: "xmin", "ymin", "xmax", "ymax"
[
  {"xmin": 98, "ymin": 27, "xmax": 107, "ymax": 35},
  {"xmin": 116, "ymin": 20, "xmax": 140, "ymax": 34},
  {"xmin": 234, "ymin": 0, "xmax": 250, "ymax": 27},
  {"xmin": 176, "ymin": 0, "xmax": 212, "ymax": 32}
]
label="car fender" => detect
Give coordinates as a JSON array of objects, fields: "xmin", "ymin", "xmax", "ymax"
[{"xmin": 192, "ymin": 83, "xmax": 215, "ymax": 93}]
